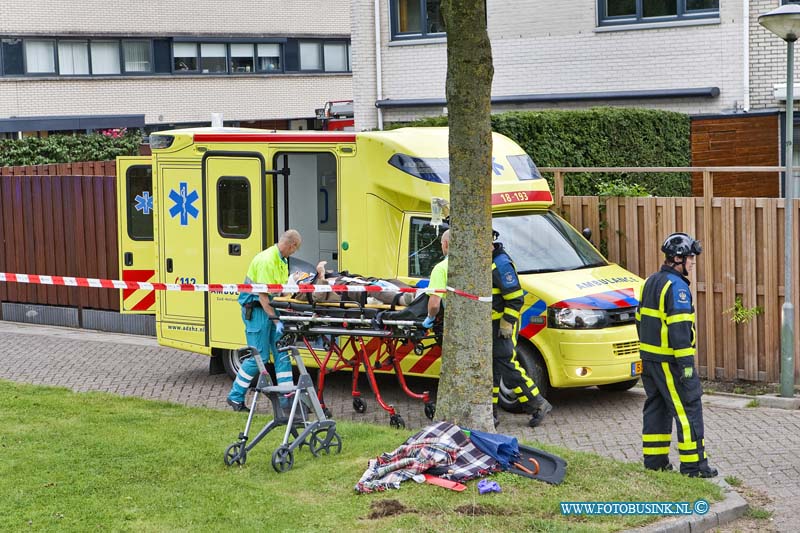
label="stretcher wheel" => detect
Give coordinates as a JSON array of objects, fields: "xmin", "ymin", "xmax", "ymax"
[
  {"xmin": 309, "ymin": 429, "xmax": 342, "ymax": 457},
  {"xmin": 271, "ymin": 446, "xmax": 294, "ymax": 473},
  {"xmin": 353, "ymin": 397, "xmax": 367, "ymax": 413},
  {"xmin": 322, "ymin": 407, "xmax": 332, "ymax": 418},
  {"xmin": 223, "ymin": 442, "xmax": 247, "ymax": 466},
  {"xmin": 424, "ymin": 402, "xmax": 436, "ymax": 420},
  {"xmin": 389, "ymin": 414, "xmax": 405, "ymax": 429},
  {"xmin": 414, "ymin": 343, "xmax": 425, "ymax": 356}
]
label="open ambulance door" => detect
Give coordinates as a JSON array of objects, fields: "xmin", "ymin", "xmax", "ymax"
[
  {"xmin": 204, "ymin": 152, "xmax": 270, "ymax": 350},
  {"xmin": 116, "ymin": 156, "xmax": 156, "ymax": 314}
]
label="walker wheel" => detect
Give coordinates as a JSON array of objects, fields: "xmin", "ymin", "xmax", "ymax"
[
  {"xmin": 309, "ymin": 429, "xmax": 343, "ymax": 457},
  {"xmin": 353, "ymin": 397, "xmax": 367, "ymax": 413},
  {"xmin": 424, "ymin": 402, "xmax": 436, "ymax": 420},
  {"xmin": 223, "ymin": 442, "xmax": 247, "ymax": 466},
  {"xmin": 389, "ymin": 414, "xmax": 406, "ymax": 429},
  {"xmin": 271, "ymin": 446, "xmax": 294, "ymax": 473}
]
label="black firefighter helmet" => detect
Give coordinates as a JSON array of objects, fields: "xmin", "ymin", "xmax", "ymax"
[{"xmin": 661, "ymin": 232, "xmax": 702, "ymax": 259}]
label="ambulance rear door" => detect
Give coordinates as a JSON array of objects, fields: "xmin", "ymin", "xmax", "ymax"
[
  {"xmin": 157, "ymin": 161, "xmax": 206, "ymax": 348},
  {"xmin": 204, "ymin": 152, "xmax": 269, "ymax": 349},
  {"xmin": 116, "ymin": 156, "xmax": 156, "ymax": 314}
]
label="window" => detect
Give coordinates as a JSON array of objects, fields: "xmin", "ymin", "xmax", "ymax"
[
  {"xmin": 257, "ymin": 43, "xmax": 281, "ymax": 71},
  {"xmin": 218, "ymin": 177, "xmax": 251, "ymax": 238},
  {"xmin": 90, "ymin": 41, "xmax": 120, "ymax": 74},
  {"xmin": 122, "ymin": 41, "xmax": 151, "ymax": 72},
  {"xmin": 173, "ymin": 42, "xmax": 198, "ymax": 71},
  {"xmin": 25, "ymin": 40, "xmax": 55, "ymax": 73},
  {"xmin": 599, "ymin": 0, "xmax": 719, "ymax": 26},
  {"xmin": 323, "ymin": 42, "xmax": 349, "ymax": 72},
  {"xmin": 392, "ymin": 0, "xmax": 445, "ymax": 40},
  {"xmin": 1, "ymin": 38, "xmax": 23, "ymax": 75},
  {"xmin": 408, "ymin": 217, "xmax": 447, "ymax": 277},
  {"xmin": 57, "ymin": 41, "xmax": 89, "ymax": 75},
  {"xmin": 126, "ymin": 166, "xmax": 154, "ymax": 241},
  {"xmin": 200, "ymin": 43, "xmax": 227, "ymax": 73},
  {"xmin": 230, "ymin": 43, "xmax": 254, "ymax": 73},
  {"xmin": 299, "ymin": 42, "xmax": 322, "ymax": 70}
]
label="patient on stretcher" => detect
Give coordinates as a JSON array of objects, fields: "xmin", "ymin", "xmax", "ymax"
[{"xmin": 279, "ymin": 260, "xmax": 437, "ymax": 324}]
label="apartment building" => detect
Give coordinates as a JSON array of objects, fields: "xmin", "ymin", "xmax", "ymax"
[{"xmin": 0, "ymin": 1, "xmax": 352, "ymax": 135}]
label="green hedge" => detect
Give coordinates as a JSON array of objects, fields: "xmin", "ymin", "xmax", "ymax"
[
  {"xmin": 390, "ymin": 107, "xmax": 691, "ymax": 196},
  {"xmin": 0, "ymin": 129, "xmax": 143, "ymax": 167}
]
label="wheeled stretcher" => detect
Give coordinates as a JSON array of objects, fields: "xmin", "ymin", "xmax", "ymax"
[
  {"xmin": 272, "ymin": 296, "xmax": 440, "ymax": 429},
  {"xmin": 223, "ymin": 345, "xmax": 341, "ymax": 472}
]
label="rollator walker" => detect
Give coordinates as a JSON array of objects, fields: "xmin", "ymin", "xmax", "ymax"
[{"xmin": 223, "ymin": 345, "xmax": 341, "ymax": 473}]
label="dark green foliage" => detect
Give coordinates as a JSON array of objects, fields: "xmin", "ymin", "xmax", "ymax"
[
  {"xmin": 390, "ymin": 107, "xmax": 691, "ymax": 197},
  {"xmin": 0, "ymin": 129, "xmax": 143, "ymax": 166}
]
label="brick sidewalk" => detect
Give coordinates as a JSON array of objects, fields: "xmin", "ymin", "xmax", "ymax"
[{"xmin": 1, "ymin": 321, "xmax": 798, "ymax": 531}]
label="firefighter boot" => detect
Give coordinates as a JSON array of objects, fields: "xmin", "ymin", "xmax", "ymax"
[
  {"xmin": 686, "ymin": 465, "xmax": 718, "ymax": 478},
  {"xmin": 493, "ymin": 405, "xmax": 500, "ymax": 428},
  {"xmin": 527, "ymin": 396, "xmax": 552, "ymax": 428}
]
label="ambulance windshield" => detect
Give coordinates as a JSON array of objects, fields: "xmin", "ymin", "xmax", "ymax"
[{"xmin": 493, "ymin": 211, "xmax": 607, "ymax": 274}]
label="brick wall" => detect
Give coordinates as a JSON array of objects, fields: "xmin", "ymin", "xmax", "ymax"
[
  {"xmin": 0, "ymin": 75, "xmax": 352, "ymax": 125},
  {"xmin": 353, "ymin": 0, "xmax": 746, "ymax": 130},
  {"xmin": 691, "ymin": 113, "xmax": 780, "ymax": 197},
  {"xmin": 749, "ymin": 0, "xmax": 796, "ymax": 111},
  {"xmin": 0, "ymin": 1, "xmax": 350, "ymax": 35}
]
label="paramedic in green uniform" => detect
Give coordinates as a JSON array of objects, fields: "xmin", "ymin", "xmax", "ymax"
[{"xmin": 226, "ymin": 229, "xmax": 302, "ymax": 411}]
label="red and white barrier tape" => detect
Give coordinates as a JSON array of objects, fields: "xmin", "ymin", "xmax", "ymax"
[{"xmin": 0, "ymin": 272, "xmax": 492, "ymax": 302}]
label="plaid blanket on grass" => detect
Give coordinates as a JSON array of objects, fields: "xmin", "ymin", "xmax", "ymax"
[{"xmin": 355, "ymin": 421, "xmax": 501, "ymax": 493}]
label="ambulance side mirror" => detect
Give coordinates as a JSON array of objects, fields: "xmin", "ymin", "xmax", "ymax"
[{"xmin": 582, "ymin": 227, "xmax": 592, "ymax": 241}]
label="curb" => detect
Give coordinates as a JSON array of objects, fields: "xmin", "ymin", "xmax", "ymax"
[
  {"xmin": 628, "ymin": 387, "xmax": 799, "ymax": 410},
  {"xmin": 625, "ymin": 479, "xmax": 749, "ymax": 533}
]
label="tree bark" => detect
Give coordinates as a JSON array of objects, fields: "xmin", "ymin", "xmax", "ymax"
[{"xmin": 435, "ymin": 0, "xmax": 494, "ymax": 431}]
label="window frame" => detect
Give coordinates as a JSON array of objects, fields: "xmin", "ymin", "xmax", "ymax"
[
  {"xmin": 56, "ymin": 40, "xmax": 90, "ymax": 77},
  {"xmin": 597, "ymin": 0, "xmax": 719, "ymax": 27},
  {"xmin": 23, "ymin": 39, "xmax": 57, "ymax": 75},
  {"xmin": 120, "ymin": 39, "xmax": 153, "ymax": 75},
  {"xmin": 217, "ymin": 176, "xmax": 252, "ymax": 239},
  {"xmin": 322, "ymin": 41, "xmax": 350, "ymax": 72},
  {"xmin": 255, "ymin": 42, "xmax": 283, "ymax": 73},
  {"xmin": 390, "ymin": 0, "xmax": 446, "ymax": 41},
  {"xmin": 126, "ymin": 165, "xmax": 154, "ymax": 242}
]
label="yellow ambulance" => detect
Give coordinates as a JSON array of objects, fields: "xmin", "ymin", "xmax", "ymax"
[{"xmin": 117, "ymin": 126, "xmax": 643, "ymax": 405}]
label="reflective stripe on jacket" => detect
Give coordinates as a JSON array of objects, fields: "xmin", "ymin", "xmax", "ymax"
[
  {"xmin": 491, "ymin": 243, "xmax": 523, "ymax": 326},
  {"xmin": 635, "ymin": 265, "xmax": 696, "ymax": 365}
]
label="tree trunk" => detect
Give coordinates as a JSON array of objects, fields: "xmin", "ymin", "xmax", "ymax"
[{"xmin": 435, "ymin": 0, "xmax": 494, "ymax": 431}]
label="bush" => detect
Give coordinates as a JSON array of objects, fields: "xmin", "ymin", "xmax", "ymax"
[
  {"xmin": 390, "ymin": 107, "xmax": 691, "ymax": 197},
  {"xmin": 0, "ymin": 128, "xmax": 143, "ymax": 166}
]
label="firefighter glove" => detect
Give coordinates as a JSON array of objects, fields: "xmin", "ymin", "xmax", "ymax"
[
  {"xmin": 499, "ymin": 319, "xmax": 514, "ymax": 339},
  {"xmin": 422, "ymin": 316, "xmax": 435, "ymax": 329},
  {"xmin": 682, "ymin": 366, "xmax": 694, "ymax": 381}
]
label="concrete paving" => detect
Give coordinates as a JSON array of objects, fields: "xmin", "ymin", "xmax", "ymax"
[{"xmin": 1, "ymin": 321, "xmax": 798, "ymax": 531}]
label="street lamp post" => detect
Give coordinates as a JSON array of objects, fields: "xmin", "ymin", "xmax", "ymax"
[{"xmin": 760, "ymin": 4, "xmax": 800, "ymax": 398}]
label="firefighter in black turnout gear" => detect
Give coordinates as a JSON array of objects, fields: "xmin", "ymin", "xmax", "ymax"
[
  {"xmin": 636, "ymin": 232, "xmax": 718, "ymax": 478},
  {"xmin": 492, "ymin": 236, "xmax": 552, "ymax": 428}
]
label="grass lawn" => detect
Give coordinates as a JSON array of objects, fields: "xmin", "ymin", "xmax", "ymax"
[{"xmin": 0, "ymin": 380, "xmax": 721, "ymax": 532}]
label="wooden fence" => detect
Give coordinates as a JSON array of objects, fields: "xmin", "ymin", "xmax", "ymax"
[
  {"xmin": 544, "ymin": 166, "xmax": 800, "ymax": 382},
  {"xmin": 0, "ymin": 161, "xmax": 119, "ymax": 313}
]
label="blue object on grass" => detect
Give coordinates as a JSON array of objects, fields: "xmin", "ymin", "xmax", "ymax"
[
  {"xmin": 467, "ymin": 428, "xmax": 520, "ymax": 469},
  {"xmin": 477, "ymin": 479, "xmax": 502, "ymax": 494}
]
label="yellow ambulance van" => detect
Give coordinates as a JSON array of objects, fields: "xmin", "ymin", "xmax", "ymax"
[{"xmin": 119, "ymin": 126, "xmax": 643, "ymax": 403}]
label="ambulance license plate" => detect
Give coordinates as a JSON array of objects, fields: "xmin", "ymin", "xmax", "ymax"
[{"xmin": 631, "ymin": 361, "xmax": 642, "ymax": 376}]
